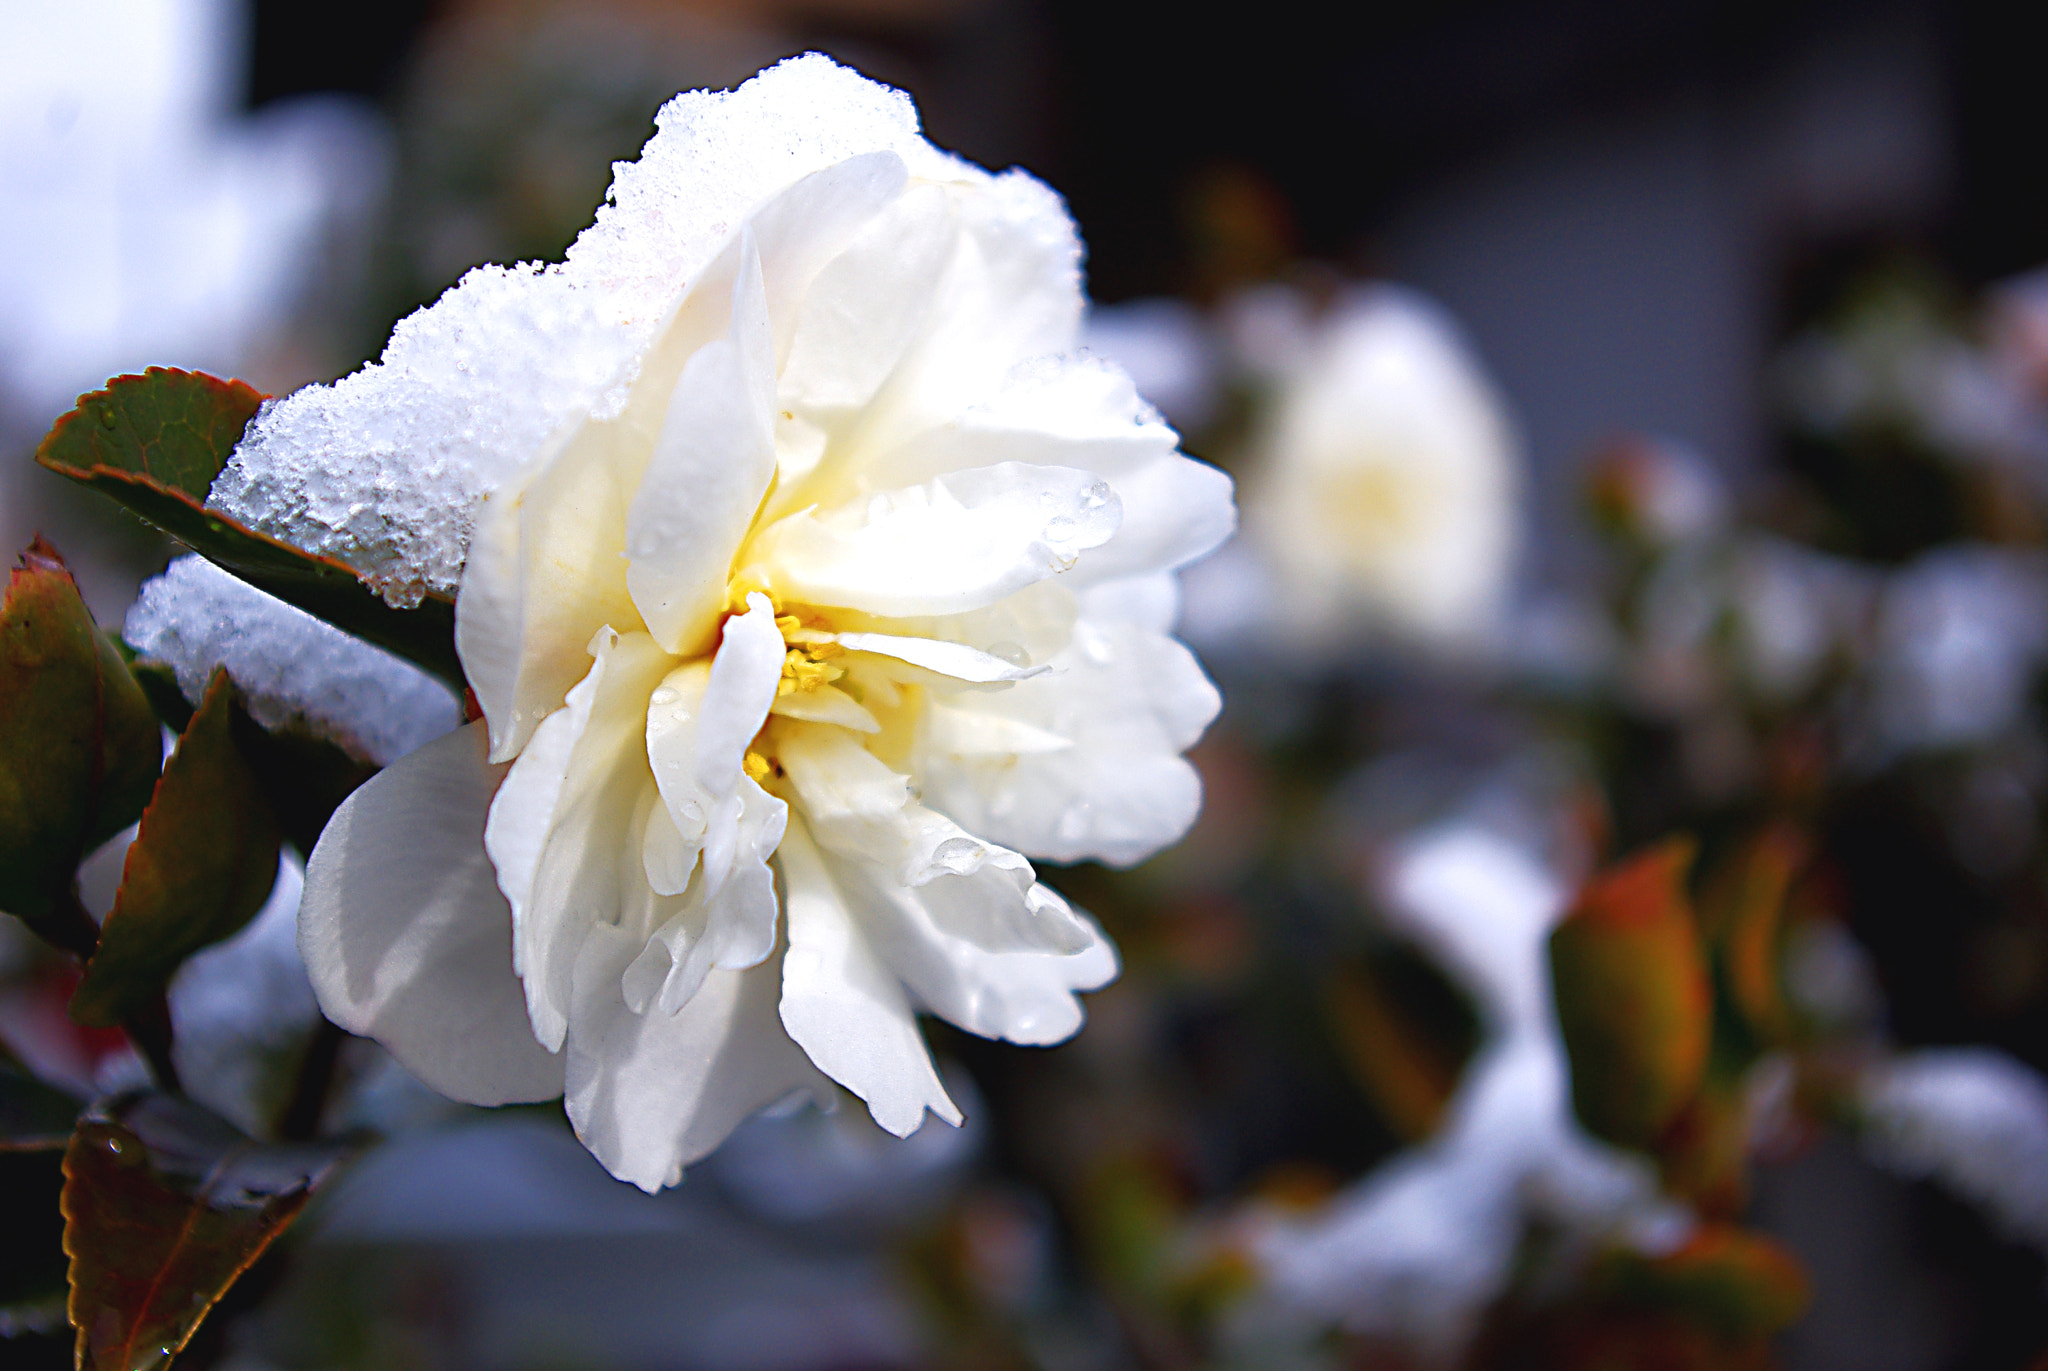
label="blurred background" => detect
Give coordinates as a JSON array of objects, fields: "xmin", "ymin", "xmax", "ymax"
[{"xmin": 9, "ymin": 0, "xmax": 2048, "ymax": 1367}]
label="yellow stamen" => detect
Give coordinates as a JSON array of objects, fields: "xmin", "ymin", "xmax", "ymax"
[
  {"xmin": 743, "ymin": 751, "xmax": 773, "ymax": 784},
  {"xmin": 779, "ymin": 645, "xmax": 844, "ymax": 695}
]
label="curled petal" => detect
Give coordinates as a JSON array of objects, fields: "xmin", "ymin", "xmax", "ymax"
[
  {"xmin": 486, "ymin": 628, "xmax": 673, "ymax": 1050},
  {"xmin": 779, "ymin": 722, "xmax": 1090, "ymax": 954},
  {"xmin": 807, "ymin": 836, "xmax": 1118, "ymax": 1047},
  {"xmin": 623, "ymin": 775, "xmax": 787, "ymax": 1016},
  {"xmin": 567, "ymin": 925, "xmax": 827, "ymax": 1192},
  {"xmin": 644, "ymin": 595, "xmax": 785, "ymax": 891},
  {"xmin": 776, "ymin": 821, "xmax": 962, "ymax": 1137},
  {"xmin": 919, "ymin": 618, "xmax": 1219, "ymax": 866}
]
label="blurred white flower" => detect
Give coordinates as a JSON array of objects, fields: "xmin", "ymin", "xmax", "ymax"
[
  {"xmin": 1727, "ymin": 537, "xmax": 1873, "ymax": 704},
  {"xmin": 1779, "ymin": 278, "xmax": 2048, "ymax": 479},
  {"xmin": 0, "ymin": 0, "xmax": 383, "ymax": 412},
  {"xmin": 213, "ymin": 57, "xmax": 1232, "ymax": 1191},
  {"xmin": 1859, "ymin": 1048, "xmax": 2048, "ymax": 1251},
  {"xmin": 1213, "ymin": 285, "xmax": 1522, "ymax": 653},
  {"xmin": 1251, "ymin": 826, "xmax": 1678, "ymax": 1360},
  {"xmin": 0, "ymin": 0, "xmax": 388, "ymax": 617},
  {"xmin": 1864, "ymin": 545, "xmax": 2048, "ymax": 756},
  {"xmin": 1083, "ymin": 297, "xmax": 1222, "ymax": 433}
]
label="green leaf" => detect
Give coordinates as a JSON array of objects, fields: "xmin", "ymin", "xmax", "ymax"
[
  {"xmin": 61, "ymin": 1092, "xmax": 351, "ymax": 1371},
  {"xmin": 70, "ymin": 671, "xmax": 281, "ymax": 1030},
  {"xmin": 35, "ymin": 367, "xmax": 262, "ymax": 498},
  {"xmin": 0, "ymin": 540, "xmax": 163, "ymax": 948},
  {"xmin": 1550, "ymin": 837, "xmax": 1713, "ymax": 1150},
  {"xmin": 36, "ymin": 370, "xmax": 463, "ymax": 689}
]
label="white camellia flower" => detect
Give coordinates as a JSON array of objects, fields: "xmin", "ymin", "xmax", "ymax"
[
  {"xmin": 1196, "ymin": 285, "xmax": 1519, "ymax": 653},
  {"xmin": 206, "ymin": 56, "xmax": 1234, "ymax": 1191}
]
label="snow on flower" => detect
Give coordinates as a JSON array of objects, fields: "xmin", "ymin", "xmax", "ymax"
[
  {"xmin": 1859, "ymin": 1048, "xmax": 2048, "ymax": 1252},
  {"xmin": 1190, "ymin": 285, "xmax": 1520, "ymax": 653},
  {"xmin": 1250, "ymin": 826, "xmax": 1678, "ymax": 1359},
  {"xmin": 207, "ymin": 56, "xmax": 1234, "ymax": 1190}
]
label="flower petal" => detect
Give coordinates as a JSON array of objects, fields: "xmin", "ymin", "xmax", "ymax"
[
  {"xmin": 829, "ymin": 632, "xmax": 1048, "ymax": 683},
  {"xmin": 485, "ymin": 627, "xmax": 673, "ymax": 1050},
  {"xmin": 644, "ymin": 595, "xmax": 785, "ymax": 892},
  {"xmin": 769, "ymin": 682, "xmax": 881, "ymax": 732},
  {"xmin": 458, "ymin": 423, "xmax": 642, "ymax": 763},
  {"xmin": 808, "ymin": 839, "xmax": 1118, "ymax": 1047},
  {"xmin": 624, "ymin": 775, "xmax": 787, "ymax": 1017},
  {"xmin": 566, "ymin": 926, "xmax": 827, "ymax": 1192},
  {"xmin": 747, "ymin": 462, "xmax": 1120, "ymax": 617},
  {"xmin": 866, "ymin": 356, "xmax": 1234, "ymax": 584},
  {"xmin": 625, "ymin": 235, "xmax": 779, "ymax": 656},
  {"xmin": 857, "ymin": 170, "xmax": 1086, "ymax": 453},
  {"xmin": 778, "ymin": 182, "xmax": 957, "ymax": 424},
  {"xmin": 919, "ymin": 618, "xmax": 1219, "ymax": 865},
  {"xmin": 300, "ymin": 722, "xmax": 563, "ymax": 1105},
  {"xmin": 777, "ymin": 723, "xmax": 1091, "ymax": 954},
  {"xmin": 776, "ymin": 821, "xmax": 962, "ymax": 1137}
]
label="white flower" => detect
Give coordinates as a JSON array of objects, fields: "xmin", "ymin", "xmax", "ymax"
[
  {"xmin": 217, "ymin": 57, "xmax": 1233, "ymax": 1191},
  {"xmin": 1864, "ymin": 545, "xmax": 2048, "ymax": 756},
  {"xmin": 1201, "ymin": 285, "xmax": 1520, "ymax": 652}
]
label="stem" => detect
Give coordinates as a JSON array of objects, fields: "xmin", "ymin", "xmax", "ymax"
[
  {"xmin": 48, "ymin": 884, "xmax": 102, "ymax": 962},
  {"xmin": 123, "ymin": 992, "xmax": 179, "ymax": 1094},
  {"xmin": 277, "ymin": 1018, "xmax": 345, "ymax": 1141}
]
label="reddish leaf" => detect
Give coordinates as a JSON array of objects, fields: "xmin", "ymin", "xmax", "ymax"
[
  {"xmin": 0, "ymin": 540, "xmax": 162, "ymax": 951},
  {"xmin": 37, "ymin": 370, "xmax": 463, "ymax": 688},
  {"xmin": 70, "ymin": 671, "xmax": 280, "ymax": 1030},
  {"xmin": 1550, "ymin": 838, "xmax": 1713, "ymax": 1149},
  {"xmin": 122, "ymin": 660, "xmax": 372, "ymax": 857},
  {"xmin": 61, "ymin": 1092, "xmax": 350, "ymax": 1371}
]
